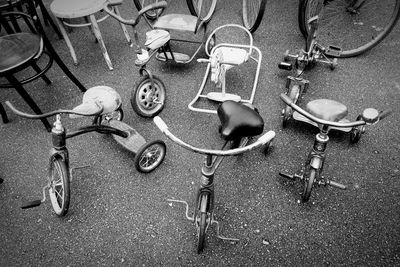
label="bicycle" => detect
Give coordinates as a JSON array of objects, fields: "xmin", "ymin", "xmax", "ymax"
[
  {"xmin": 298, "ymin": 0, "xmax": 400, "ymax": 57},
  {"xmin": 278, "ymin": 93, "xmax": 390, "ymax": 202},
  {"xmin": 188, "ymin": 24, "xmax": 262, "ymax": 114},
  {"xmin": 5, "ymin": 86, "xmax": 166, "ymax": 216},
  {"xmin": 242, "ymin": 0, "xmax": 267, "ymax": 33},
  {"xmin": 105, "ymin": 0, "xmax": 217, "ymax": 118},
  {"xmin": 279, "ymin": 15, "xmax": 340, "ymax": 127},
  {"xmin": 153, "ymin": 100, "xmax": 276, "ymax": 253}
]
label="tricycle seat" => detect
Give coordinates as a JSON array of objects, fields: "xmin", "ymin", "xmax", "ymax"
[
  {"xmin": 154, "ymin": 14, "xmax": 197, "ymax": 32},
  {"xmin": 217, "ymin": 100, "xmax": 264, "ymax": 140},
  {"xmin": 145, "ymin": 29, "xmax": 170, "ymax": 50},
  {"xmin": 306, "ymin": 99, "xmax": 348, "ymax": 122}
]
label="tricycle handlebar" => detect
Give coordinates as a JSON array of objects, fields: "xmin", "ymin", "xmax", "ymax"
[
  {"xmin": 280, "ymin": 93, "xmax": 389, "ymax": 127},
  {"xmin": 154, "ymin": 116, "xmax": 275, "ymax": 156},
  {"xmin": 5, "ymin": 101, "xmax": 103, "ymax": 119},
  {"xmin": 103, "ymin": 1, "xmax": 167, "ymax": 26}
]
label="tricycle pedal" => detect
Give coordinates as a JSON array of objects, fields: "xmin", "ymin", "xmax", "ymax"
[
  {"xmin": 278, "ymin": 62, "xmax": 292, "ymax": 70},
  {"xmin": 279, "ymin": 172, "xmax": 295, "ymax": 180},
  {"xmin": 325, "ymin": 45, "xmax": 342, "ymax": 57},
  {"xmin": 326, "ymin": 180, "xmax": 347, "ymax": 190},
  {"xmin": 21, "ymin": 199, "xmax": 42, "ymax": 209}
]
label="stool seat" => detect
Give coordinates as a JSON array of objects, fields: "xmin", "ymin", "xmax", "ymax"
[
  {"xmin": 50, "ymin": 0, "xmax": 107, "ymax": 18},
  {"xmin": 154, "ymin": 14, "xmax": 197, "ymax": 32},
  {"xmin": 217, "ymin": 100, "xmax": 264, "ymax": 140},
  {"xmin": 0, "ymin": 33, "xmax": 41, "ymax": 72},
  {"xmin": 50, "ymin": 0, "xmax": 131, "ymax": 70},
  {"xmin": 306, "ymin": 99, "xmax": 348, "ymax": 122}
]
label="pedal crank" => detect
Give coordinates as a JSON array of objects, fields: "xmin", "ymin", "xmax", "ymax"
[
  {"xmin": 279, "ymin": 172, "xmax": 303, "ymax": 181},
  {"xmin": 70, "ymin": 165, "xmax": 90, "ymax": 182},
  {"xmin": 167, "ymin": 198, "xmax": 194, "ymax": 221},
  {"xmin": 211, "ymin": 218, "xmax": 239, "ymax": 242}
]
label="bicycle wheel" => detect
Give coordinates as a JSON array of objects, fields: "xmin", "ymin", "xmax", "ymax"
[
  {"xmin": 196, "ymin": 193, "xmax": 209, "ymax": 253},
  {"xmin": 133, "ymin": 0, "xmax": 167, "ymax": 20},
  {"xmin": 242, "ymin": 0, "xmax": 267, "ymax": 33},
  {"xmin": 302, "ymin": 167, "xmax": 316, "ymax": 202},
  {"xmin": 186, "ymin": 0, "xmax": 217, "ymax": 22},
  {"xmin": 349, "ymin": 115, "xmax": 364, "ymax": 143},
  {"xmin": 282, "ymin": 84, "xmax": 301, "ymax": 127},
  {"xmin": 299, "ymin": 0, "xmax": 400, "ymax": 57},
  {"xmin": 131, "ymin": 75, "xmax": 166, "ymax": 118},
  {"xmin": 134, "ymin": 140, "xmax": 166, "ymax": 173},
  {"xmin": 48, "ymin": 156, "xmax": 70, "ymax": 216}
]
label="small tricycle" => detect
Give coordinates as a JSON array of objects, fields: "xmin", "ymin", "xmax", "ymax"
[
  {"xmin": 154, "ymin": 100, "xmax": 275, "ymax": 253},
  {"xmin": 6, "ymin": 86, "xmax": 166, "ymax": 216},
  {"xmin": 188, "ymin": 24, "xmax": 262, "ymax": 114},
  {"xmin": 278, "ymin": 93, "xmax": 390, "ymax": 202},
  {"xmin": 104, "ymin": 0, "xmax": 217, "ymax": 117}
]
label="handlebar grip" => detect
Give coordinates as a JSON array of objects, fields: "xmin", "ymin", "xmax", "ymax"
[
  {"xmin": 280, "ymin": 93, "xmax": 294, "ymax": 106},
  {"xmin": 379, "ymin": 109, "xmax": 392, "ymax": 120},
  {"xmin": 258, "ymin": 131, "xmax": 276, "ymax": 145},
  {"xmin": 327, "ymin": 180, "xmax": 346, "ymax": 190},
  {"xmin": 153, "ymin": 116, "xmax": 168, "ymax": 133}
]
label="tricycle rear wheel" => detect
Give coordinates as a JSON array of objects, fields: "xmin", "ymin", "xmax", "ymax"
[{"xmin": 134, "ymin": 140, "xmax": 166, "ymax": 173}]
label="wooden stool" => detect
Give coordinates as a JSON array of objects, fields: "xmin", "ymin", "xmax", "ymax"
[{"xmin": 50, "ymin": 0, "xmax": 131, "ymax": 70}]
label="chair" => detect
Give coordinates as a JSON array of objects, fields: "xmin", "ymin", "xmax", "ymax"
[
  {"xmin": 0, "ymin": 1, "xmax": 87, "ymax": 132},
  {"xmin": 50, "ymin": 0, "xmax": 132, "ymax": 71},
  {"xmin": 0, "ymin": 0, "xmax": 62, "ymax": 39}
]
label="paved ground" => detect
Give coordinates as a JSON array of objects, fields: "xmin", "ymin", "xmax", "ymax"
[{"xmin": 1, "ymin": 0, "xmax": 399, "ymax": 266}]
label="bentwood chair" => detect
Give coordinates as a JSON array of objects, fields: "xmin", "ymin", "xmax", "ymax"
[{"xmin": 0, "ymin": 1, "xmax": 87, "ymax": 132}]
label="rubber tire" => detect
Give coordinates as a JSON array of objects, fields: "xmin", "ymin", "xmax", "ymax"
[
  {"xmin": 350, "ymin": 115, "xmax": 363, "ymax": 143},
  {"xmin": 186, "ymin": 0, "xmax": 217, "ymax": 22},
  {"xmin": 131, "ymin": 75, "xmax": 166, "ymax": 118},
  {"xmin": 298, "ymin": 0, "xmax": 400, "ymax": 57},
  {"xmin": 133, "ymin": 0, "xmax": 166, "ymax": 20},
  {"xmin": 48, "ymin": 157, "xmax": 70, "ymax": 216},
  {"xmin": 242, "ymin": 0, "xmax": 267, "ymax": 33},
  {"xmin": 302, "ymin": 167, "xmax": 316, "ymax": 202},
  {"xmin": 282, "ymin": 84, "xmax": 301, "ymax": 127},
  {"xmin": 134, "ymin": 140, "xmax": 166, "ymax": 173}
]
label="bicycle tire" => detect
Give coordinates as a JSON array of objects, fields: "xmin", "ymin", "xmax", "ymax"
[
  {"xmin": 186, "ymin": 0, "xmax": 217, "ymax": 23},
  {"xmin": 133, "ymin": 0, "xmax": 166, "ymax": 20},
  {"xmin": 196, "ymin": 193, "xmax": 208, "ymax": 253},
  {"xmin": 298, "ymin": 0, "xmax": 400, "ymax": 57},
  {"xmin": 134, "ymin": 140, "xmax": 166, "ymax": 173},
  {"xmin": 242, "ymin": 0, "xmax": 267, "ymax": 33},
  {"xmin": 302, "ymin": 167, "xmax": 316, "ymax": 202},
  {"xmin": 48, "ymin": 156, "xmax": 70, "ymax": 216},
  {"xmin": 282, "ymin": 84, "xmax": 301, "ymax": 127},
  {"xmin": 131, "ymin": 75, "xmax": 166, "ymax": 118}
]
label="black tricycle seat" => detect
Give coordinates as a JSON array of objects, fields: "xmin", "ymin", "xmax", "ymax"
[{"xmin": 217, "ymin": 101, "xmax": 264, "ymax": 140}]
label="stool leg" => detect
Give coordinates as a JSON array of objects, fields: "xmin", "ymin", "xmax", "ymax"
[
  {"xmin": 6, "ymin": 74, "xmax": 52, "ymax": 132},
  {"xmin": 0, "ymin": 102, "xmax": 9, "ymax": 123},
  {"xmin": 89, "ymin": 14, "xmax": 113, "ymax": 71},
  {"xmin": 54, "ymin": 16, "xmax": 79, "ymax": 66},
  {"xmin": 36, "ymin": 0, "xmax": 63, "ymax": 39},
  {"xmin": 113, "ymin": 6, "xmax": 132, "ymax": 45},
  {"xmin": 84, "ymin": 16, "xmax": 98, "ymax": 43}
]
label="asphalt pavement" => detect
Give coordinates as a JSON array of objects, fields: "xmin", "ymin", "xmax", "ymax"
[{"xmin": 1, "ymin": 0, "xmax": 399, "ymax": 266}]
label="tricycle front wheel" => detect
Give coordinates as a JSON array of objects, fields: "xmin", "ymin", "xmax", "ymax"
[
  {"xmin": 131, "ymin": 75, "xmax": 166, "ymax": 118},
  {"xmin": 134, "ymin": 140, "xmax": 166, "ymax": 173},
  {"xmin": 48, "ymin": 156, "xmax": 70, "ymax": 216}
]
